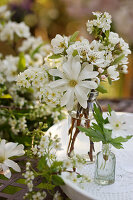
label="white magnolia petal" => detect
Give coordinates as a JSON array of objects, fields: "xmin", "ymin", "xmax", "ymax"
[
  {"xmin": 63, "ymin": 60, "xmax": 72, "ymax": 78},
  {"xmin": 71, "ymin": 59, "xmax": 81, "ymax": 80},
  {"xmin": 79, "ymin": 81, "xmax": 98, "ymax": 89},
  {"xmin": 66, "ymin": 90, "xmax": 74, "ymax": 110},
  {"xmin": 49, "ymin": 79, "xmax": 67, "ymax": 88},
  {"xmin": 2, "ymin": 164, "xmax": 11, "ymax": 179},
  {"xmin": 74, "ymin": 86, "xmax": 87, "ymax": 108},
  {"xmin": 4, "ymin": 159, "xmax": 21, "ymax": 172},
  {"xmin": 49, "ymin": 69, "xmax": 63, "ymax": 78},
  {"xmin": 61, "ymin": 89, "xmax": 74, "ymax": 110},
  {"xmin": 79, "ymin": 66, "xmax": 99, "ymax": 80},
  {"xmin": 7, "ymin": 144, "xmax": 25, "ymax": 158}
]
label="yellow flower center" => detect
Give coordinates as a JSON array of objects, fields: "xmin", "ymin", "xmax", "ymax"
[
  {"xmin": 69, "ymin": 80, "xmax": 77, "ymax": 87},
  {"xmin": 116, "ymin": 123, "xmax": 119, "ymax": 127},
  {"xmin": 59, "ymin": 42, "xmax": 65, "ymax": 48}
]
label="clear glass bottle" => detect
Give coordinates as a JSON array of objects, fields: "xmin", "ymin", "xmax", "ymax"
[
  {"xmin": 67, "ymin": 90, "xmax": 101, "ymax": 162},
  {"xmin": 94, "ymin": 144, "xmax": 116, "ymax": 185}
]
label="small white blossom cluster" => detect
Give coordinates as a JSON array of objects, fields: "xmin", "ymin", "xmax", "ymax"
[
  {"xmin": 24, "ymin": 162, "xmax": 47, "ymax": 200},
  {"xmin": 9, "ymin": 117, "xmax": 27, "ymax": 135},
  {"xmin": 86, "ymin": 12, "xmax": 112, "ymax": 33},
  {"xmin": 23, "ymin": 162, "xmax": 34, "ymax": 192},
  {"xmin": 32, "ymin": 132, "xmax": 62, "ymax": 158},
  {"xmin": 19, "ymin": 36, "xmax": 51, "ymax": 67},
  {"xmin": 40, "ymin": 87, "xmax": 62, "ymax": 107},
  {"xmin": 53, "ymin": 191, "xmax": 62, "ymax": 200},
  {"xmin": 66, "ymin": 172, "xmax": 90, "ymax": 188},
  {"xmin": 17, "ymin": 66, "xmax": 63, "ymax": 108},
  {"xmin": 51, "ymin": 34, "xmax": 69, "ymax": 54},
  {"xmin": 0, "ymin": 5, "xmax": 11, "ymax": 20},
  {"xmin": 17, "ymin": 66, "xmax": 48, "ymax": 89},
  {"xmin": 63, "ymin": 152, "xmax": 86, "ymax": 170},
  {"xmin": 18, "ymin": 36, "xmax": 51, "ymax": 56},
  {"xmin": 0, "ymin": 21, "xmax": 30, "ymax": 41},
  {"xmin": 0, "ymin": 56, "xmax": 19, "ymax": 83}
]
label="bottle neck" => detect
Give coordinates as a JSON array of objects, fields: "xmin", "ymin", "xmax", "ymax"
[{"xmin": 102, "ymin": 144, "xmax": 111, "ymax": 155}]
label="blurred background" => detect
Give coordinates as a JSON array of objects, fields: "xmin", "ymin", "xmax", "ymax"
[{"xmin": 0, "ymin": 0, "xmax": 133, "ymax": 99}]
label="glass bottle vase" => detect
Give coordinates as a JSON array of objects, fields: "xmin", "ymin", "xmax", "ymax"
[
  {"xmin": 67, "ymin": 90, "xmax": 101, "ymax": 162},
  {"xmin": 94, "ymin": 144, "xmax": 116, "ymax": 185}
]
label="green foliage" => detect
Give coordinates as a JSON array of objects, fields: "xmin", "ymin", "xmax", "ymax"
[
  {"xmin": 108, "ymin": 77, "xmax": 112, "ymax": 85},
  {"xmin": 111, "ymin": 54, "xmax": 125, "ymax": 65},
  {"xmin": 37, "ymin": 156, "xmax": 47, "ymax": 171},
  {"xmin": 78, "ymin": 104, "xmax": 132, "ymax": 149},
  {"xmin": 48, "ymin": 54, "xmax": 62, "ymax": 59},
  {"xmin": 18, "ymin": 52, "xmax": 26, "ymax": 72},
  {"xmin": 72, "ymin": 50, "xmax": 78, "ymax": 57},
  {"xmin": 30, "ymin": 43, "xmax": 44, "ymax": 58},
  {"xmin": 52, "ymin": 175, "xmax": 64, "ymax": 186},
  {"xmin": 96, "ymin": 85, "xmax": 107, "ymax": 93},
  {"xmin": 69, "ymin": 31, "xmax": 79, "ymax": 43}
]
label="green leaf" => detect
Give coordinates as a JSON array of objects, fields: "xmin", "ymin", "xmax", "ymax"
[
  {"xmin": 93, "ymin": 104, "xmax": 103, "ymax": 126},
  {"xmin": 111, "ymin": 135, "xmax": 133, "ymax": 143},
  {"xmin": 52, "ymin": 175, "xmax": 64, "ymax": 186},
  {"xmin": 96, "ymin": 85, "xmax": 107, "ymax": 93},
  {"xmin": 30, "ymin": 43, "xmax": 44, "ymax": 58},
  {"xmin": 108, "ymin": 77, "xmax": 112, "ymax": 85},
  {"xmin": 37, "ymin": 156, "xmax": 47, "ymax": 171},
  {"xmin": 50, "ymin": 161, "xmax": 63, "ymax": 173},
  {"xmin": 105, "ymin": 30, "xmax": 110, "ymax": 38},
  {"xmin": 111, "ymin": 54, "xmax": 125, "ymax": 65},
  {"xmin": 78, "ymin": 126, "xmax": 105, "ymax": 142},
  {"xmin": 69, "ymin": 31, "xmax": 79, "ymax": 43},
  {"xmin": 48, "ymin": 54, "xmax": 62, "ymax": 59},
  {"xmin": 18, "ymin": 53, "xmax": 26, "ymax": 72},
  {"xmin": 72, "ymin": 50, "xmax": 78, "ymax": 57},
  {"xmin": 103, "ymin": 128, "xmax": 112, "ymax": 142},
  {"xmin": 110, "ymin": 142, "xmax": 123, "ymax": 149},
  {"xmin": 37, "ymin": 183, "xmax": 55, "ymax": 190},
  {"xmin": 108, "ymin": 104, "xmax": 112, "ymax": 115}
]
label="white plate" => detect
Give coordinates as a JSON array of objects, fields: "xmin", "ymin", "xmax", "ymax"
[{"xmin": 48, "ymin": 112, "xmax": 133, "ymax": 200}]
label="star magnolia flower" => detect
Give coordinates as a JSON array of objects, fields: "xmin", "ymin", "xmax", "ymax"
[
  {"xmin": 104, "ymin": 111, "xmax": 127, "ymax": 131},
  {"xmin": 0, "ymin": 140, "xmax": 25, "ymax": 178},
  {"xmin": 49, "ymin": 56, "xmax": 99, "ymax": 110}
]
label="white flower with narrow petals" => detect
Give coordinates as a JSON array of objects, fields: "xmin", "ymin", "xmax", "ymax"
[
  {"xmin": 0, "ymin": 140, "xmax": 25, "ymax": 178},
  {"xmin": 104, "ymin": 111, "xmax": 127, "ymax": 131},
  {"xmin": 49, "ymin": 56, "xmax": 98, "ymax": 110}
]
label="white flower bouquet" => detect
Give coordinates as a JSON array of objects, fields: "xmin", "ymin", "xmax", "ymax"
[{"xmin": 17, "ymin": 11, "xmax": 131, "ymax": 159}]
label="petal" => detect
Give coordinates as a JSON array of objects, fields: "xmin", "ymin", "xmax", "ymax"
[
  {"xmin": 63, "ymin": 60, "xmax": 72, "ymax": 78},
  {"xmin": 49, "ymin": 79, "xmax": 67, "ymax": 88},
  {"xmin": 2, "ymin": 164, "xmax": 11, "ymax": 179},
  {"xmin": 61, "ymin": 89, "xmax": 74, "ymax": 110},
  {"xmin": 104, "ymin": 124, "xmax": 113, "ymax": 130},
  {"xmin": 4, "ymin": 159, "xmax": 21, "ymax": 172},
  {"xmin": 79, "ymin": 81, "xmax": 98, "ymax": 89},
  {"xmin": 71, "ymin": 59, "xmax": 81, "ymax": 80},
  {"xmin": 49, "ymin": 69, "xmax": 63, "ymax": 78},
  {"xmin": 5, "ymin": 144, "xmax": 25, "ymax": 158},
  {"xmin": 79, "ymin": 65, "xmax": 99, "ymax": 80},
  {"xmin": 74, "ymin": 85, "xmax": 88, "ymax": 108}
]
